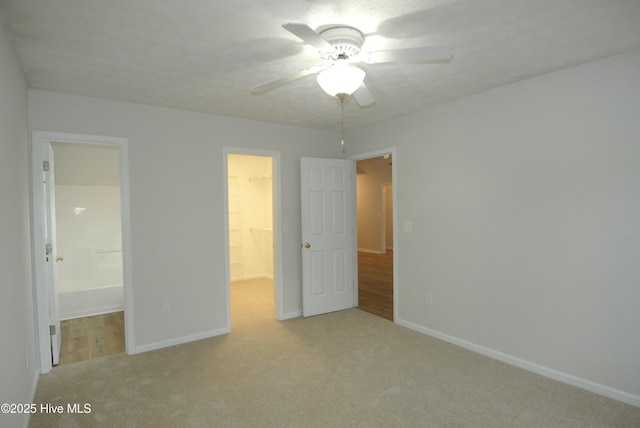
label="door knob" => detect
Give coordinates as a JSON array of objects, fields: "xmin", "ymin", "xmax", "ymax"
[
  {"xmin": 304, "ymin": 243, "xmax": 311, "ymax": 248},
  {"xmin": 56, "ymin": 256, "xmax": 64, "ymax": 262}
]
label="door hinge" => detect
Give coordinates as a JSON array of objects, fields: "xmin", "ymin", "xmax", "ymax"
[
  {"xmin": 45, "ymin": 243, "xmax": 52, "ymax": 256},
  {"xmin": 49, "ymin": 325, "xmax": 56, "ymax": 336},
  {"xmin": 43, "ymin": 160, "xmax": 50, "ymax": 172}
]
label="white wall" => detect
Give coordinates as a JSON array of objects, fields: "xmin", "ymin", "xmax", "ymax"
[
  {"xmin": 0, "ymin": 21, "xmax": 38, "ymax": 428},
  {"xmin": 347, "ymin": 50, "xmax": 640, "ymax": 404},
  {"xmin": 28, "ymin": 90, "xmax": 342, "ymax": 351},
  {"xmin": 54, "ymin": 185, "xmax": 123, "ymax": 292}
]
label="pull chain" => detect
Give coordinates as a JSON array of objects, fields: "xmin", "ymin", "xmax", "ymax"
[{"xmin": 340, "ymin": 98, "xmax": 345, "ymax": 153}]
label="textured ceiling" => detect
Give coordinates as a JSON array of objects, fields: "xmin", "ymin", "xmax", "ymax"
[{"xmin": 2, "ymin": 0, "xmax": 640, "ymax": 131}]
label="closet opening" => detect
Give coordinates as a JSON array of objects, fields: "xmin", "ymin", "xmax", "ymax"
[{"xmin": 225, "ymin": 152, "xmax": 279, "ymax": 330}]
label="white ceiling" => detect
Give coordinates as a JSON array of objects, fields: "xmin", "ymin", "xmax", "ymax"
[{"xmin": 2, "ymin": 0, "xmax": 640, "ymax": 131}]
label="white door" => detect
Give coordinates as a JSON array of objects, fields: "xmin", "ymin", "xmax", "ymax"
[
  {"xmin": 43, "ymin": 145, "xmax": 62, "ymax": 365},
  {"xmin": 300, "ymin": 157, "xmax": 356, "ymax": 317}
]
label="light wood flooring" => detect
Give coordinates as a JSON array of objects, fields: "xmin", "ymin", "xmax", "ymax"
[
  {"xmin": 358, "ymin": 250, "xmax": 394, "ymax": 321},
  {"xmin": 58, "ymin": 311, "xmax": 125, "ymax": 366}
]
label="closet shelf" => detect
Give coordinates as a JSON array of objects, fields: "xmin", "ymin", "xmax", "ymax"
[
  {"xmin": 249, "ymin": 173, "xmax": 272, "ymax": 182},
  {"xmin": 96, "ymin": 248, "xmax": 122, "ymax": 254}
]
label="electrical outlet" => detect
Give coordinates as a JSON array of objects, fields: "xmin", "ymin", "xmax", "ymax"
[
  {"xmin": 162, "ymin": 303, "xmax": 171, "ymax": 316},
  {"xmin": 425, "ymin": 294, "xmax": 433, "ymax": 308}
]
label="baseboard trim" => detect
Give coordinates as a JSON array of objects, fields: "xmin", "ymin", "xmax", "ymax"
[
  {"xmin": 25, "ymin": 368, "xmax": 41, "ymax": 428},
  {"xmin": 132, "ymin": 327, "xmax": 228, "ymax": 355},
  {"xmin": 281, "ymin": 310, "xmax": 301, "ymax": 320},
  {"xmin": 29, "ymin": 368, "xmax": 40, "ymax": 401},
  {"xmin": 231, "ymin": 274, "xmax": 274, "ymax": 282},
  {"xmin": 358, "ymin": 248, "xmax": 383, "ymax": 254},
  {"xmin": 396, "ymin": 318, "xmax": 640, "ymax": 408}
]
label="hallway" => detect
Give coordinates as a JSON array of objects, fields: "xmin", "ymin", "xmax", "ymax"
[{"xmin": 358, "ymin": 250, "xmax": 393, "ymax": 321}]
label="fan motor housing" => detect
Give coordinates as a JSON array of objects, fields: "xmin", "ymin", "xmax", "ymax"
[{"xmin": 319, "ymin": 26, "xmax": 364, "ymax": 58}]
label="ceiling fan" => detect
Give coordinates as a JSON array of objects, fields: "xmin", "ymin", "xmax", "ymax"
[{"xmin": 250, "ymin": 22, "xmax": 454, "ymax": 107}]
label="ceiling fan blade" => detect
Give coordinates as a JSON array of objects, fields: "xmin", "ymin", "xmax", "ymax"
[
  {"xmin": 282, "ymin": 23, "xmax": 334, "ymax": 52},
  {"xmin": 353, "ymin": 83, "xmax": 376, "ymax": 107},
  {"xmin": 367, "ymin": 46, "xmax": 453, "ymax": 64},
  {"xmin": 250, "ymin": 66, "xmax": 327, "ymax": 95}
]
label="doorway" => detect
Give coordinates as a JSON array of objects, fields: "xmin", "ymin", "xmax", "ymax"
[
  {"xmin": 352, "ymin": 150, "xmax": 396, "ymax": 321},
  {"xmin": 51, "ymin": 142, "xmax": 125, "ymax": 364},
  {"xmin": 224, "ymin": 149, "xmax": 282, "ymax": 330},
  {"xmin": 31, "ymin": 132, "xmax": 133, "ymax": 373}
]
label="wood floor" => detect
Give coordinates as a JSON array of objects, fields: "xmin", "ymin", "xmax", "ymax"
[
  {"xmin": 58, "ymin": 311, "xmax": 125, "ymax": 366},
  {"xmin": 358, "ymin": 250, "xmax": 394, "ymax": 321}
]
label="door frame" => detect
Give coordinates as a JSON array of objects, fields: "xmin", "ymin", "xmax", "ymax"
[
  {"xmin": 31, "ymin": 131, "xmax": 134, "ymax": 373},
  {"xmin": 381, "ymin": 183, "xmax": 393, "ymax": 254},
  {"xmin": 349, "ymin": 147, "xmax": 398, "ymax": 321},
  {"xmin": 222, "ymin": 147, "xmax": 283, "ymax": 327}
]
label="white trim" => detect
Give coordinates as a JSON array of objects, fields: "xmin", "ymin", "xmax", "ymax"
[
  {"xmin": 281, "ymin": 310, "xmax": 302, "ymax": 320},
  {"xmin": 30, "ymin": 138, "xmax": 51, "ymax": 372},
  {"xmin": 230, "ymin": 274, "xmax": 274, "ymax": 282},
  {"xmin": 30, "ymin": 131, "xmax": 134, "ymax": 373},
  {"xmin": 222, "ymin": 147, "xmax": 284, "ymax": 331},
  {"xmin": 357, "ymin": 248, "xmax": 383, "ymax": 254},
  {"xmin": 24, "ymin": 368, "xmax": 41, "ymax": 428},
  {"xmin": 382, "ymin": 183, "xmax": 393, "ymax": 253},
  {"xmin": 380, "ymin": 185, "xmax": 387, "ymax": 253},
  {"xmin": 349, "ymin": 147, "xmax": 398, "ymax": 322},
  {"xmin": 133, "ymin": 328, "xmax": 228, "ymax": 354},
  {"xmin": 396, "ymin": 318, "xmax": 640, "ymax": 408}
]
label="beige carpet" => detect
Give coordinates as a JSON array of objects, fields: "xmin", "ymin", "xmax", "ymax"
[{"xmin": 30, "ymin": 279, "xmax": 640, "ymax": 427}]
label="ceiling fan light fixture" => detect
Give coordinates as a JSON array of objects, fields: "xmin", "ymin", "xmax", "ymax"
[{"xmin": 316, "ymin": 60, "xmax": 365, "ymax": 98}]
